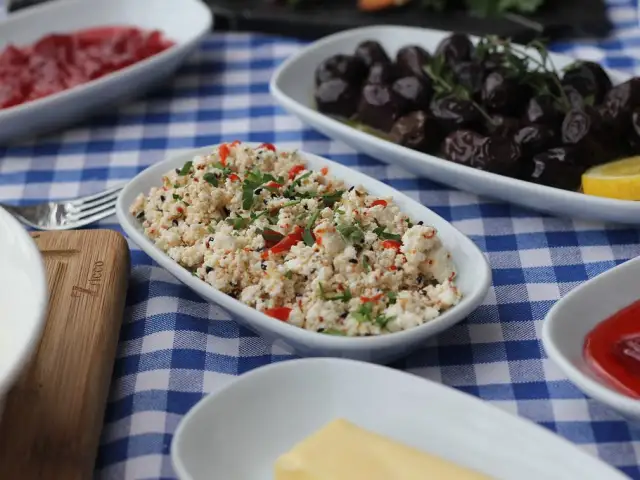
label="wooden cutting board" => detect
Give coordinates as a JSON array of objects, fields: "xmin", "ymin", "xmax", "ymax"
[{"xmin": 0, "ymin": 230, "xmax": 130, "ymax": 479}]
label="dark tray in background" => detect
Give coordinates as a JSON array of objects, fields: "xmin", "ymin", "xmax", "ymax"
[{"xmin": 206, "ymin": 0, "xmax": 613, "ymax": 43}]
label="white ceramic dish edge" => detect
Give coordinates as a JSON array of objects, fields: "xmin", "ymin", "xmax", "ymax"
[
  {"xmin": 0, "ymin": 0, "xmax": 212, "ymax": 143},
  {"xmin": 542, "ymin": 256, "xmax": 640, "ymax": 419},
  {"xmin": 171, "ymin": 358, "xmax": 628, "ymax": 480},
  {"xmin": 270, "ymin": 25, "xmax": 640, "ymax": 225},
  {"xmin": 0, "ymin": 208, "xmax": 48, "ymax": 401},
  {"xmin": 116, "ymin": 143, "xmax": 491, "ymax": 363}
]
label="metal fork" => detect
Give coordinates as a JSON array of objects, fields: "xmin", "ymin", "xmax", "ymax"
[{"xmin": 0, "ymin": 185, "xmax": 123, "ymax": 230}]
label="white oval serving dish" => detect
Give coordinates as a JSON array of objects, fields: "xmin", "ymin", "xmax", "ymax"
[
  {"xmin": 0, "ymin": 0, "xmax": 212, "ymax": 144},
  {"xmin": 0, "ymin": 207, "xmax": 48, "ymax": 411},
  {"xmin": 116, "ymin": 143, "xmax": 491, "ymax": 364},
  {"xmin": 270, "ymin": 25, "xmax": 640, "ymax": 225},
  {"xmin": 542, "ymin": 256, "xmax": 640, "ymax": 421},
  {"xmin": 171, "ymin": 357, "xmax": 626, "ymax": 480}
]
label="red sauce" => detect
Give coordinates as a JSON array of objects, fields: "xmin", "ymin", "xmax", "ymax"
[
  {"xmin": 0, "ymin": 26, "xmax": 174, "ymax": 109},
  {"xmin": 584, "ymin": 299, "xmax": 640, "ymax": 399}
]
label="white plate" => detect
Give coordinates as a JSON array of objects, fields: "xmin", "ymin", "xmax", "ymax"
[
  {"xmin": 171, "ymin": 358, "xmax": 626, "ymax": 480},
  {"xmin": 542, "ymin": 256, "xmax": 640, "ymax": 421},
  {"xmin": 116, "ymin": 143, "xmax": 491, "ymax": 364},
  {"xmin": 0, "ymin": 0, "xmax": 212, "ymax": 144},
  {"xmin": 270, "ymin": 25, "xmax": 640, "ymax": 225},
  {"xmin": 0, "ymin": 207, "xmax": 47, "ymax": 407}
]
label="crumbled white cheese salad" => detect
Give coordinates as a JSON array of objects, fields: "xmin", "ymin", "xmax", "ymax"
[{"xmin": 130, "ymin": 142, "xmax": 461, "ymax": 336}]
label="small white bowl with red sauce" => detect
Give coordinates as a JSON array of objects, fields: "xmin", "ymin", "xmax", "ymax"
[
  {"xmin": 542, "ymin": 256, "xmax": 640, "ymax": 420},
  {"xmin": 0, "ymin": 0, "xmax": 211, "ymax": 143}
]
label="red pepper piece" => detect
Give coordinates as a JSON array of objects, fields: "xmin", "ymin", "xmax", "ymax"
[
  {"xmin": 382, "ymin": 240, "xmax": 402, "ymax": 251},
  {"xmin": 259, "ymin": 142, "xmax": 276, "ymax": 151},
  {"xmin": 360, "ymin": 294, "xmax": 383, "ymax": 303},
  {"xmin": 320, "ymin": 166, "xmax": 329, "ymax": 175},
  {"xmin": 263, "ymin": 307, "xmax": 292, "ymax": 321},
  {"xmin": 230, "ymin": 140, "xmax": 241, "ymax": 146},
  {"xmin": 261, "ymin": 226, "xmax": 303, "ymax": 259},
  {"xmin": 219, "ymin": 143, "xmax": 230, "ymax": 166},
  {"xmin": 228, "ymin": 173, "xmax": 240, "ymax": 182},
  {"xmin": 266, "ymin": 181, "xmax": 283, "ymax": 189},
  {"xmin": 371, "ymin": 199, "xmax": 387, "ymax": 208},
  {"xmin": 288, "ymin": 164, "xmax": 305, "ymax": 180}
]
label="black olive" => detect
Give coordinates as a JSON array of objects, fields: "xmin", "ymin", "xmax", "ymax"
[
  {"xmin": 175, "ymin": 168, "xmax": 180, "ymax": 174},
  {"xmin": 391, "ymin": 76, "xmax": 432, "ymax": 113},
  {"xmin": 261, "ymin": 263, "xmax": 267, "ymax": 271},
  {"xmin": 430, "ymin": 96, "xmax": 480, "ymax": 132},
  {"xmin": 354, "ymin": 40, "xmax": 390, "ymax": 68},
  {"xmin": 442, "ymin": 129, "xmax": 486, "ymax": 167},
  {"xmin": 453, "ymin": 61, "xmax": 485, "ymax": 96},
  {"xmin": 514, "ymin": 124, "xmax": 558, "ymax": 157},
  {"xmin": 366, "ymin": 62, "xmax": 398, "ymax": 85},
  {"xmin": 563, "ymin": 85, "xmax": 587, "ymax": 110},
  {"xmin": 528, "ymin": 147, "xmax": 586, "ymax": 190},
  {"xmin": 348, "ymin": 259, "xmax": 358, "ymax": 264},
  {"xmin": 172, "ymin": 219, "xmax": 179, "ymax": 227},
  {"xmin": 390, "ymin": 110, "xmax": 441, "ymax": 153},
  {"xmin": 395, "ymin": 45, "xmax": 431, "ymax": 80},
  {"xmin": 525, "ymin": 95, "xmax": 562, "ymax": 126},
  {"xmin": 417, "ymin": 275, "xmax": 424, "ymax": 283},
  {"xmin": 435, "ymin": 33, "xmax": 473, "ymax": 66},
  {"xmin": 160, "ymin": 195, "xmax": 166, "ymax": 202},
  {"xmin": 417, "ymin": 221, "xmax": 424, "ymax": 225},
  {"xmin": 562, "ymin": 107, "xmax": 611, "ymax": 166},
  {"xmin": 315, "ymin": 78, "xmax": 359, "ymax": 118},
  {"xmin": 205, "ymin": 266, "xmax": 213, "ymax": 273},
  {"xmin": 562, "ymin": 61, "xmax": 612, "ymax": 104},
  {"xmin": 484, "ymin": 114, "xmax": 520, "ymax": 137},
  {"xmin": 474, "ymin": 137, "xmax": 523, "ymax": 176},
  {"xmin": 314, "ymin": 54, "xmax": 367, "ymax": 87},
  {"xmin": 602, "ymin": 78, "xmax": 640, "ymax": 129},
  {"xmin": 482, "ymin": 72, "xmax": 528, "ymax": 116},
  {"xmin": 629, "ymin": 108, "xmax": 640, "ymax": 151},
  {"xmin": 356, "ymin": 84, "xmax": 402, "ymax": 132}
]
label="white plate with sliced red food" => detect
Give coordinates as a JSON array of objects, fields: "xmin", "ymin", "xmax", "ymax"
[
  {"xmin": 270, "ymin": 25, "xmax": 640, "ymax": 225},
  {"xmin": 0, "ymin": 0, "xmax": 211, "ymax": 144}
]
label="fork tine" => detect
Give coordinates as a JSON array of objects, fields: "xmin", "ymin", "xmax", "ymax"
[
  {"xmin": 66, "ymin": 207, "xmax": 117, "ymax": 229},
  {"xmin": 67, "ymin": 185, "xmax": 123, "ymax": 207},
  {"xmin": 67, "ymin": 189, "xmax": 122, "ymax": 213},
  {"xmin": 68, "ymin": 199, "xmax": 118, "ymax": 222}
]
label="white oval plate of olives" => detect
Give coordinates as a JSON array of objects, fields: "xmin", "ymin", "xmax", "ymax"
[{"xmin": 270, "ymin": 25, "xmax": 640, "ymax": 225}]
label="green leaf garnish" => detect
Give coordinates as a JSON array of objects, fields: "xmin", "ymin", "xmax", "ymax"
[
  {"xmin": 172, "ymin": 194, "xmax": 181, "ymax": 201},
  {"xmin": 303, "ymin": 211, "xmax": 320, "ymax": 247},
  {"xmin": 318, "ymin": 282, "xmax": 352, "ymax": 302},
  {"xmin": 284, "ymin": 270, "xmax": 293, "ymax": 279},
  {"xmin": 284, "ymin": 171, "xmax": 313, "ymax": 198},
  {"xmin": 352, "ymin": 302, "xmax": 374, "ymax": 323},
  {"xmin": 362, "ymin": 255, "xmax": 371, "ymax": 273},
  {"xmin": 179, "ymin": 161, "xmax": 193, "ymax": 176},
  {"xmin": 336, "ymin": 223, "xmax": 365, "ymax": 245},
  {"xmin": 321, "ymin": 190, "xmax": 345, "ymax": 207},
  {"xmin": 386, "ymin": 291, "xmax": 397, "ymax": 304},
  {"xmin": 373, "ymin": 226, "xmax": 402, "ymax": 241},
  {"xmin": 375, "ymin": 314, "xmax": 394, "ymax": 328},
  {"xmin": 203, "ymin": 172, "xmax": 218, "ymax": 187}
]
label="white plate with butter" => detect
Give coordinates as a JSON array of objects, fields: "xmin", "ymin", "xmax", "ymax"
[{"xmin": 171, "ymin": 358, "xmax": 625, "ymax": 480}]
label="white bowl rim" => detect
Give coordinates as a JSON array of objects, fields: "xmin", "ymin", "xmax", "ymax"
[
  {"xmin": 542, "ymin": 256, "xmax": 640, "ymax": 413},
  {"xmin": 116, "ymin": 142, "xmax": 492, "ymax": 349},
  {"xmin": 0, "ymin": 0, "xmax": 212, "ymax": 117},
  {"xmin": 269, "ymin": 24, "xmax": 640, "ymax": 215},
  {"xmin": 0, "ymin": 208, "xmax": 48, "ymax": 394}
]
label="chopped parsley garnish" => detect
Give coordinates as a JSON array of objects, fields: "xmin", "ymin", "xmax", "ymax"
[
  {"xmin": 386, "ymin": 291, "xmax": 397, "ymax": 304},
  {"xmin": 336, "ymin": 209, "xmax": 345, "ymax": 215},
  {"xmin": 172, "ymin": 194, "xmax": 181, "ymax": 201},
  {"xmin": 362, "ymin": 255, "xmax": 371, "ymax": 273},
  {"xmin": 406, "ymin": 218, "xmax": 414, "ymax": 228},
  {"xmin": 352, "ymin": 302, "xmax": 374, "ymax": 323},
  {"xmin": 284, "ymin": 171, "xmax": 312, "ymax": 198},
  {"xmin": 303, "ymin": 211, "xmax": 320, "ymax": 246},
  {"xmin": 375, "ymin": 314, "xmax": 394, "ymax": 328},
  {"xmin": 242, "ymin": 169, "xmax": 283, "ymax": 210},
  {"xmin": 373, "ymin": 226, "xmax": 401, "ymax": 241},
  {"xmin": 178, "ymin": 161, "xmax": 193, "ymax": 176},
  {"xmin": 318, "ymin": 282, "xmax": 352, "ymax": 302},
  {"xmin": 337, "ymin": 223, "xmax": 365, "ymax": 245},
  {"xmin": 323, "ymin": 329, "xmax": 346, "ymax": 336},
  {"xmin": 284, "ymin": 270, "xmax": 293, "ymax": 279},
  {"xmin": 211, "ymin": 161, "xmax": 233, "ymax": 176},
  {"xmin": 321, "ymin": 190, "xmax": 345, "ymax": 207},
  {"xmin": 226, "ymin": 211, "xmax": 269, "ymax": 230},
  {"xmin": 203, "ymin": 172, "xmax": 218, "ymax": 187}
]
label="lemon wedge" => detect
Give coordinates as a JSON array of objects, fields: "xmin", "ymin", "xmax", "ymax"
[{"xmin": 582, "ymin": 156, "xmax": 640, "ymax": 200}]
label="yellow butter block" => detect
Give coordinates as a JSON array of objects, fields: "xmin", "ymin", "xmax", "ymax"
[{"xmin": 274, "ymin": 418, "xmax": 491, "ymax": 480}]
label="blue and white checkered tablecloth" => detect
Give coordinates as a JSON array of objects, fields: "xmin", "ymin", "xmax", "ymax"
[{"xmin": 2, "ymin": 1, "xmax": 640, "ymax": 479}]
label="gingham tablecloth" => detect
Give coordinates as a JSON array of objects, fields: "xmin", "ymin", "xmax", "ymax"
[{"xmin": 2, "ymin": 1, "xmax": 640, "ymax": 479}]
